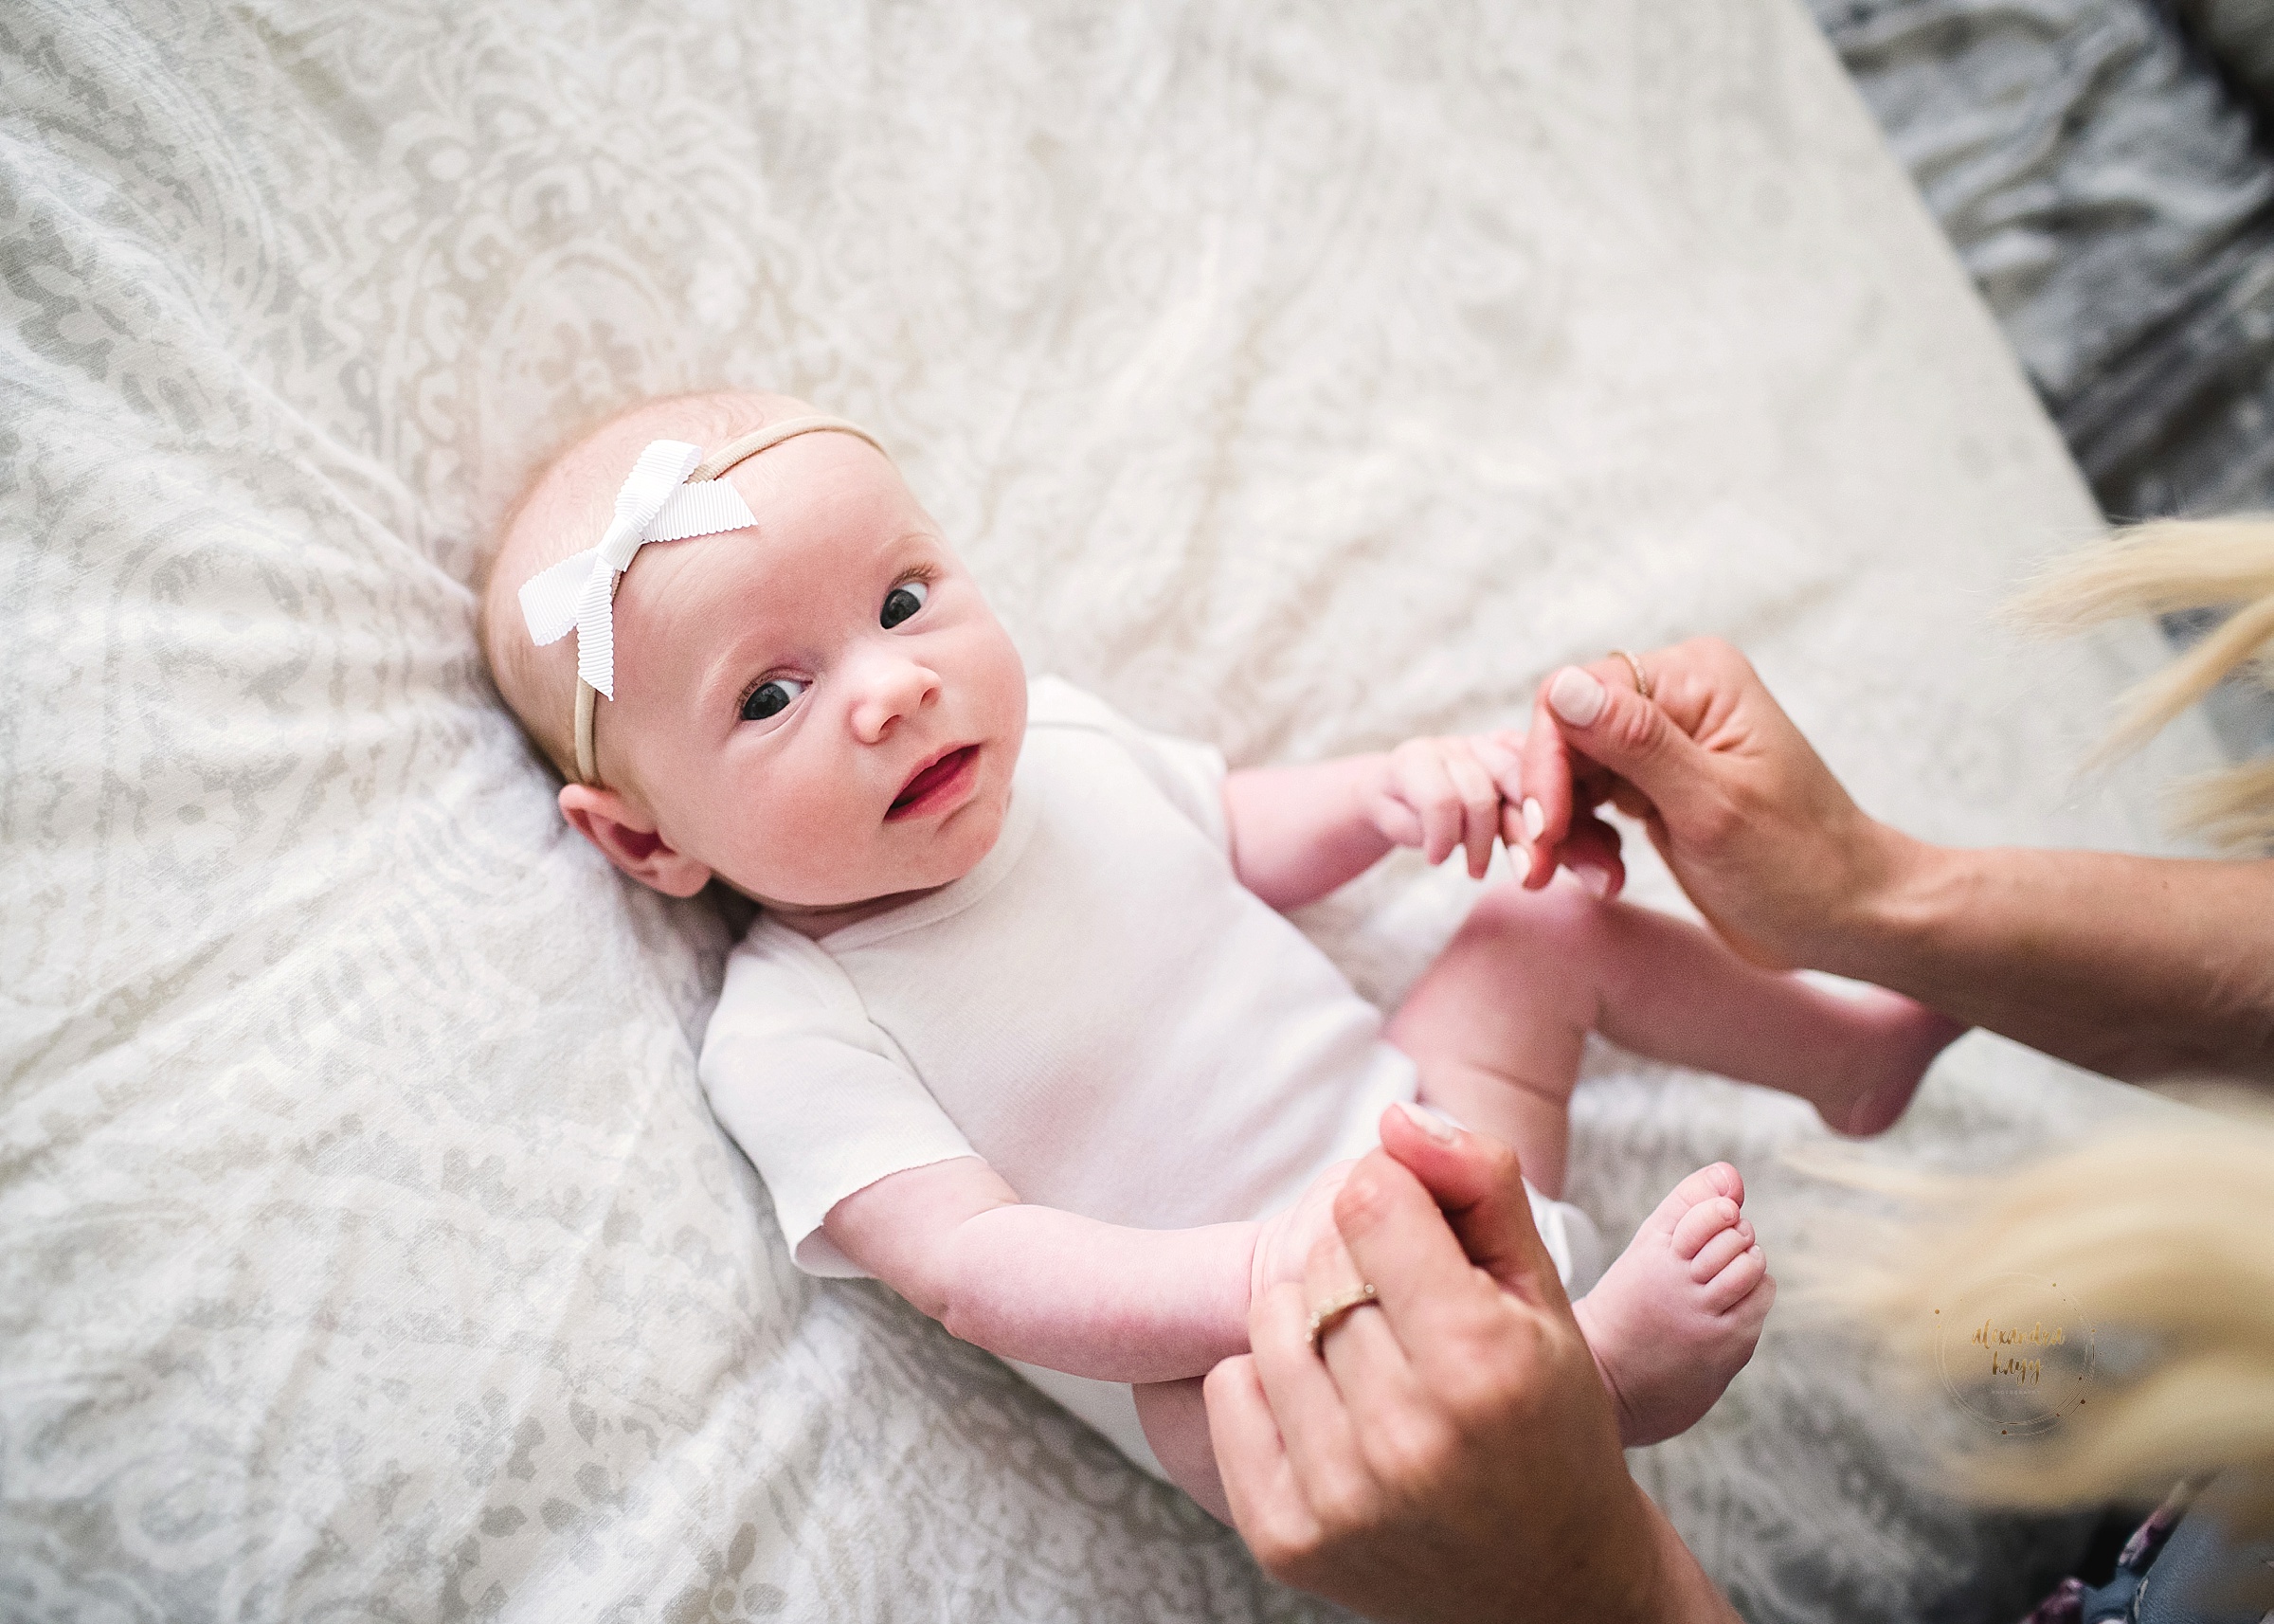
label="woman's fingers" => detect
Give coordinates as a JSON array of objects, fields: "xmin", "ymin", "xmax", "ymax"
[
  {"xmin": 1244, "ymin": 1276, "xmax": 1380, "ymax": 1541},
  {"xmin": 1539, "ymin": 659, "xmax": 1712, "ymax": 831},
  {"xmin": 1303, "ymin": 1225, "xmax": 1412, "ymax": 1399},
  {"xmin": 1329, "ymin": 1150, "xmax": 1512, "ymax": 1368},
  {"xmin": 1376, "ymin": 1104, "xmax": 1567, "ymax": 1307},
  {"xmin": 1202, "ymin": 1354, "xmax": 1315, "ymax": 1568},
  {"xmin": 1517, "ymin": 695, "xmax": 1577, "ymax": 887},
  {"xmin": 1558, "ymin": 809, "xmax": 1627, "ymax": 900},
  {"xmin": 1518, "ymin": 667, "xmax": 1638, "ymax": 889},
  {"xmin": 1303, "ymin": 1218, "xmax": 1453, "ymax": 1503},
  {"xmin": 1541, "ymin": 637, "xmax": 1896, "ymax": 970},
  {"xmin": 1210, "ymin": 1128, "xmax": 1720, "ymax": 1623}
]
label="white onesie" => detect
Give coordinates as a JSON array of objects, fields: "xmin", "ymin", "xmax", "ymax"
[{"xmin": 698, "ymin": 677, "xmax": 1601, "ymax": 1476}]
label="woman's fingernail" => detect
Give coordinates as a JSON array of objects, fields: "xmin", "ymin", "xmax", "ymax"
[
  {"xmin": 1395, "ymin": 1100, "xmax": 1461, "ymax": 1143},
  {"xmin": 1521, "ymin": 798, "xmax": 1545, "ymax": 842},
  {"xmin": 1546, "ymin": 667, "xmax": 1606, "ymax": 727},
  {"xmin": 1577, "ymin": 864, "xmax": 1612, "ymax": 899}
]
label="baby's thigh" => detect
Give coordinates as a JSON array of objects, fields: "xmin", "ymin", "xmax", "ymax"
[
  {"xmin": 1383, "ymin": 878, "xmax": 1610, "ymax": 1077},
  {"xmin": 1133, "ymin": 1378, "xmax": 1231, "ymax": 1523}
]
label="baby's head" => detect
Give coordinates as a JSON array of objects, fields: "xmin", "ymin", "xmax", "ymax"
[{"xmin": 481, "ymin": 390, "xmax": 1028, "ymax": 915}]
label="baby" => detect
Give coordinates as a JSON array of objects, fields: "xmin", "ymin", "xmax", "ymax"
[{"xmin": 481, "ymin": 390, "xmax": 1960, "ymax": 1517}]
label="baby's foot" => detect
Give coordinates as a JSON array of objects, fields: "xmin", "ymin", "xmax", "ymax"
[
  {"xmin": 1570, "ymin": 1164, "xmax": 1773, "ymax": 1448},
  {"xmin": 1817, "ymin": 989, "xmax": 1967, "ymax": 1137}
]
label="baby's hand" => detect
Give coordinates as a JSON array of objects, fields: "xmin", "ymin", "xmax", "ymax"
[
  {"xmin": 1253, "ymin": 1160, "xmax": 1356, "ymax": 1301},
  {"xmin": 1365, "ymin": 731, "xmax": 1526, "ymax": 879}
]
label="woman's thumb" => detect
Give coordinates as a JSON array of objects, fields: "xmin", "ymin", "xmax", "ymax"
[
  {"xmin": 1380, "ymin": 1103, "xmax": 1565, "ymax": 1307},
  {"xmin": 1543, "ymin": 665, "xmax": 1706, "ymax": 815}
]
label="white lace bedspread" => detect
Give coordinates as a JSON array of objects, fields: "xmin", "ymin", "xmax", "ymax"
[{"xmin": 0, "ymin": 1, "xmax": 2220, "ymax": 1618}]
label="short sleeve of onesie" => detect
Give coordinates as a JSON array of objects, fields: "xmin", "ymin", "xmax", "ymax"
[{"xmin": 698, "ymin": 925, "xmax": 976, "ymax": 1277}]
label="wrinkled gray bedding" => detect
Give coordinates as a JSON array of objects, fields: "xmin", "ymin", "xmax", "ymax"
[
  {"xmin": 1813, "ymin": 0, "xmax": 2274, "ymax": 518},
  {"xmin": 1812, "ymin": 0, "xmax": 2274, "ymax": 756}
]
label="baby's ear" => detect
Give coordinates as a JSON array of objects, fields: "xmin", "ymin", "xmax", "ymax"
[{"xmin": 558, "ymin": 784, "xmax": 714, "ymax": 898}]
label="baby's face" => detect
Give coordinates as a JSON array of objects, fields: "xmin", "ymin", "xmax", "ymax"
[{"xmin": 600, "ymin": 434, "xmax": 1026, "ymax": 910}]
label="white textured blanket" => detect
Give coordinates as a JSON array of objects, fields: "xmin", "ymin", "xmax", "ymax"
[{"xmin": 0, "ymin": 2, "xmax": 2217, "ymax": 1619}]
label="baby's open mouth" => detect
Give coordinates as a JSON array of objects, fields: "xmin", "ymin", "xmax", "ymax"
[{"xmin": 889, "ymin": 745, "xmax": 979, "ymax": 819}]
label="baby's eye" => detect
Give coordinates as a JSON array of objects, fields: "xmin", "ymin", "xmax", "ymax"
[
  {"xmin": 740, "ymin": 676, "xmax": 808, "ymax": 723},
  {"xmin": 880, "ymin": 579, "xmax": 929, "ymax": 629}
]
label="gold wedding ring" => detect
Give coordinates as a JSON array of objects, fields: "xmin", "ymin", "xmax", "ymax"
[
  {"xmin": 1307, "ymin": 1283, "xmax": 1381, "ymax": 1356},
  {"xmin": 1609, "ymin": 648, "xmax": 1652, "ymax": 700}
]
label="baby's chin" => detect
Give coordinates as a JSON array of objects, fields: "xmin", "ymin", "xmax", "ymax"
[{"xmin": 719, "ymin": 803, "xmax": 1009, "ymax": 921}]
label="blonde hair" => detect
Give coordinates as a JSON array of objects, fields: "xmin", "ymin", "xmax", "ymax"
[
  {"xmin": 1805, "ymin": 1111, "xmax": 2274, "ymax": 1577},
  {"xmin": 1813, "ymin": 518, "xmax": 2274, "ymax": 1598},
  {"xmin": 2012, "ymin": 514, "xmax": 2274, "ymax": 848}
]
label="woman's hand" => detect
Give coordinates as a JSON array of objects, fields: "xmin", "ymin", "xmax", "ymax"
[
  {"xmin": 1512, "ymin": 637, "xmax": 2274, "ymax": 1080},
  {"xmin": 1204, "ymin": 1105, "xmax": 1738, "ymax": 1624},
  {"xmin": 1515, "ymin": 637, "xmax": 1914, "ymax": 971}
]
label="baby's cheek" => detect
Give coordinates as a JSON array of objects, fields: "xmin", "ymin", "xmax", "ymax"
[
  {"xmin": 731, "ymin": 789, "xmax": 868, "ymax": 902},
  {"xmin": 671, "ymin": 758, "xmax": 810, "ymax": 896}
]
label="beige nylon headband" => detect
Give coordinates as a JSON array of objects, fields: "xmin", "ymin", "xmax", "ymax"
[{"xmin": 570, "ymin": 414, "xmax": 889, "ymax": 785}]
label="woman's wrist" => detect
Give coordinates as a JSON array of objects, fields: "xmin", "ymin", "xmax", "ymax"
[
  {"xmin": 1634, "ymin": 1496, "xmax": 1745, "ymax": 1623},
  {"xmin": 1567, "ymin": 1478, "xmax": 1741, "ymax": 1624},
  {"xmin": 1800, "ymin": 817, "xmax": 1954, "ymax": 984}
]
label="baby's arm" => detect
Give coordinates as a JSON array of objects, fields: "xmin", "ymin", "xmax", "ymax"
[
  {"xmin": 827, "ymin": 1156, "xmax": 1295, "ymax": 1383},
  {"xmin": 1223, "ymin": 732, "xmax": 1527, "ymax": 910}
]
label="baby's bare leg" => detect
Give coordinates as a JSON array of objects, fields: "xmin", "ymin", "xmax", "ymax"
[
  {"xmin": 1134, "ymin": 1378, "xmax": 1230, "ymax": 1522},
  {"xmin": 1388, "ymin": 878, "xmax": 1963, "ymax": 1194},
  {"xmin": 1384, "ymin": 880, "xmax": 1606, "ymax": 1197}
]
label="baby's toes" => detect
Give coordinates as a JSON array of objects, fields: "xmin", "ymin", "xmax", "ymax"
[
  {"xmin": 1700, "ymin": 1243, "xmax": 1771, "ymax": 1315},
  {"xmin": 1687, "ymin": 1218, "xmax": 1756, "ymax": 1283},
  {"xmin": 1649, "ymin": 1162, "xmax": 1743, "ymax": 1237},
  {"xmin": 1669, "ymin": 1194, "xmax": 1743, "ymax": 1261},
  {"xmin": 1681, "ymin": 1161, "xmax": 1742, "ymax": 1206}
]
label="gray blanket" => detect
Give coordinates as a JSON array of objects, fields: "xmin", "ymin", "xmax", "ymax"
[{"xmin": 1813, "ymin": 0, "xmax": 2274, "ymax": 524}]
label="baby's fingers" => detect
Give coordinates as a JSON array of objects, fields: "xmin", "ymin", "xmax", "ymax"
[
  {"xmin": 1440, "ymin": 741, "xmax": 1501, "ymax": 880},
  {"xmin": 1390, "ymin": 741, "xmax": 1462, "ymax": 864},
  {"xmin": 1469, "ymin": 731, "xmax": 1522, "ymax": 788},
  {"xmin": 1371, "ymin": 794, "xmax": 1426, "ymax": 849}
]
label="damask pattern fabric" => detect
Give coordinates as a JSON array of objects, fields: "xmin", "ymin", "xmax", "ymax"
[{"xmin": 0, "ymin": 1, "xmax": 2224, "ymax": 1619}]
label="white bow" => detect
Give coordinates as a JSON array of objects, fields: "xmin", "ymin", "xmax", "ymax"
[{"xmin": 516, "ymin": 439, "xmax": 760, "ymax": 699}]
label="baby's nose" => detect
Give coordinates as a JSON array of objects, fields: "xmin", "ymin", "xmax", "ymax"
[{"xmin": 849, "ymin": 653, "xmax": 940, "ymax": 741}]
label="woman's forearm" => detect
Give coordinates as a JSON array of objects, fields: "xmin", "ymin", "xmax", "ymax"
[{"xmin": 1831, "ymin": 834, "xmax": 2274, "ymax": 1082}]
